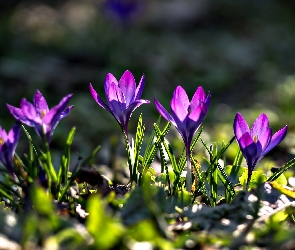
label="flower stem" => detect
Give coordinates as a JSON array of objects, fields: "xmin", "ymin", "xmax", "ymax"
[
  {"xmin": 45, "ymin": 144, "xmax": 57, "ymax": 183},
  {"xmin": 41, "ymin": 132, "xmax": 57, "ymax": 184},
  {"xmin": 122, "ymin": 130, "xmax": 134, "ymax": 184},
  {"xmin": 186, "ymin": 148, "xmax": 192, "ymax": 192},
  {"xmin": 245, "ymin": 170, "xmax": 251, "ymax": 191}
]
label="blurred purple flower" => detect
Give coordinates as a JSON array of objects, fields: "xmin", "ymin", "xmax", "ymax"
[
  {"xmin": 233, "ymin": 112, "xmax": 287, "ymax": 188},
  {"xmin": 0, "ymin": 122, "xmax": 21, "ymax": 176},
  {"xmin": 90, "ymin": 70, "xmax": 150, "ymax": 136},
  {"xmin": 154, "ymin": 86, "xmax": 210, "ymax": 152},
  {"xmin": 7, "ymin": 90, "xmax": 73, "ymax": 143},
  {"xmin": 103, "ymin": 0, "xmax": 144, "ymax": 24}
]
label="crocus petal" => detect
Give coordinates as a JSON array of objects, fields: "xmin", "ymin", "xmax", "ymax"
[
  {"xmin": 34, "ymin": 90, "xmax": 49, "ymax": 115},
  {"xmin": 104, "ymin": 73, "xmax": 118, "ymax": 96},
  {"xmin": 260, "ymin": 125, "xmax": 288, "ymax": 159},
  {"xmin": 154, "ymin": 98, "xmax": 176, "ymax": 126},
  {"xmin": 6, "ymin": 104, "xmax": 35, "ymax": 127},
  {"xmin": 49, "ymin": 105, "xmax": 75, "ymax": 135},
  {"xmin": 42, "ymin": 94, "xmax": 73, "ymax": 141},
  {"xmin": 118, "ymin": 70, "xmax": 136, "ymax": 106},
  {"xmin": 205, "ymin": 93, "xmax": 211, "ymax": 110},
  {"xmin": 188, "ymin": 102, "xmax": 207, "ymax": 122},
  {"xmin": 0, "ymin": 123, "xmax": 21, "ymax": 176},
  {"xmin": 126, "ymin": 99, "xmax": 150, "ymax": 111},
  {"xmin": 118, "ymin": 100, "xmax": 151, "ymax": 133},
  {"xmin": 89, "ymin": 83, "xmax": 112, "ymax": 112},
  {"xmin": 107, "ymin": 83, "xmax": 126, "ymax": 116},
  {"xmin": 238, "ymin": 132, "xmax": 258, "ymax": 169},
  {"xmin": 256, "ymin": 128, "xmax": 272, "ymax": 154},
  {"xmin": 184, "ymin": 114, "xmax": 203, "ymax": 147},
  {"xmin": 0, "ymin": 127, "xmax": 7, "ymax": 152},
  {"xmin": 125, "ymin": 99, "xmax": 150, "ymax": 120},
  {"xmin": 42, "ymin": 97, "xmax": 73, "ymax": 142},
  {"xmin": 190, "ymin": 86, "xmax": 206, "ymax": 110},
  {"xmin": 7, "ymin": 123, "xmax": 21, "ymax": 165},
  {"xmin": 185, "ymin": 105, "xmax": 207, "ymax": 142},
  {"xmin": 134, "ymin": 74, "xmax": 145, "ymax": 101},
  {"xmin": 234, "ymin": 113, "xmax": 250, "ymax": 140},
  {"xmin": 172, "ymin": 86, "xmax": 190, "ymax": 110},
  {"xmin": 250, "ymin": 113, "xmax": 269, "ymax": 139},
  {"xmin": 7, "ymin": 122, "xmax": 21, "ymax": 147},
  {"xmin": 0, "ymin": 126, "xmax": 8, "ymax": 142},
  {"xmin": 43, "ymin": 94, "xmax": 73, "ymax": 125},
  {"xmin": 21, "ymin": 100, "xmax": 40, "ymax": 123},
  {"xmin": 171, "ymin": 96, "xmax": 189, "ymax": 122},
  {"xmin": 60, "ymin": 105, "xmax": 74, "ymax": 119}
]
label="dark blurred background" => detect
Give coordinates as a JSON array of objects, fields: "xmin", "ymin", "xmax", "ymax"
[{"xmin": 1, "ymin": 0, "xmax": 295, "ymax": 163}]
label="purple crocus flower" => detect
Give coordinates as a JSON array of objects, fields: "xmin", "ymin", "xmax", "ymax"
[
  {"xmin": 154, "ymin": 86, "xmax": 210, "ymax": 154},
  {"xmin": 7, "ymin": 90, "xmax": 73, "ymax": 143},
  {"xmin": 0, "ymin": 122, "xmax": 21, "ymax": 176},
  {"xmin": 154, "ymin": 86, "xmax": 210, "ymax": 191},
  {"xmin": 233, "ymin": 112, "xmax": 287, "ymax": 189},
  {"xmin": 90, "ymin": 70, "xmax": 150, "ymax": 136}
]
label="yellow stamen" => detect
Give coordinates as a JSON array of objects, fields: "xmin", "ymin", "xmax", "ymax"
[
  {"xmin": 253, "ymin": 135, "xmax": 258, "ymax": 143},
  {"xmin": 40, "ymin": 110, "xmax": 47, "ymax": 119},
  {"xmin": 0, "ymin": 138, "xmax": 4, "ymax": 145}
]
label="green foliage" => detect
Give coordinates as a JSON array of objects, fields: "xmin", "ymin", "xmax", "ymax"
[
  {"xmin": 86, "ymin": 195, "xmax": 124, "ymax": 249},
  {"xmin": 267, "ymin": 157, "xmax": 295, "ymax": 182},
  {"xmin": 30, "ymin": 184, "xmax": 55, "ymax": 215},
  {"xmin": 240, "ymin": 170, "xmax": 268, "ymax": 190},
  {"xmin": 1, "ymin": 99, "xmax": 294, "ymax": 250},
  {"xmin": 193, "ymin": 137, "xmax": 236, "ymax": 205},
  {"xmin": 142, "ymin": 117, "xmax": 171, "ymax": 170}
]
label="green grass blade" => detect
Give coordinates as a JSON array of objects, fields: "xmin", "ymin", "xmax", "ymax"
[
  {"xmin": 201, "ymin": 136, "xmax": 235, "ymax": 168},
  {"xmin": 194, "ymin": 137, "xmax": 235, "ymax": 200},
  {"xmin": 178, "ymin": 127, "xmax": 203, "ymax": 172},
  {"xmin": 267, "ymin": 158, "xmax": 295, "ymax": 182},
  {"xmin": 21, "ymin": 125, "xmax": 39, "ymax": 180},
  {"xmin": 133, "ymin": 114, "xmax": 145, "ymax": 183},
  {"xmin": 210, "ymin": 143, "xmax": 218, "ymax": 206},
  {"xmin": 157, "ymin": 141, "xmax": 171, "ymax": 194},
  {"xmin": 230, "ymin": 147, "xmax": 243, "ymax": 181},
  {"xmin": 143, "ymin": 122, "xmax": 171, "ymax": 169},
  {"xmin": 81, "ymin": 145, "xmax": 102, "ymax": 167},
  {"xmin": 57, "ymin": 127, "xmax": 76, "ymax": 187},
  {"xmin": 217, "ymin": 163, "xmax": 236, "ymax": 198},
  {"xmin": 122, "ymin": 130, "xmax": 133, "ymax": 181},
  {"xmin": 154, "ymin": 124, "xmax": 178, "ymax": 175},
  {"xmin": 0, "ymin": 181, "xmax": 21, "ymax": 199},
  {"xmin": 143, "ymin": 116, "xmax": 161, "ymax": 162},
  {"xmin": 58, "ymin": 160, "xmax": 81, "ymax": 202},
  {"xmin": 0, "ymin": 188, "xmax": 18, "ymax": 206}
]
